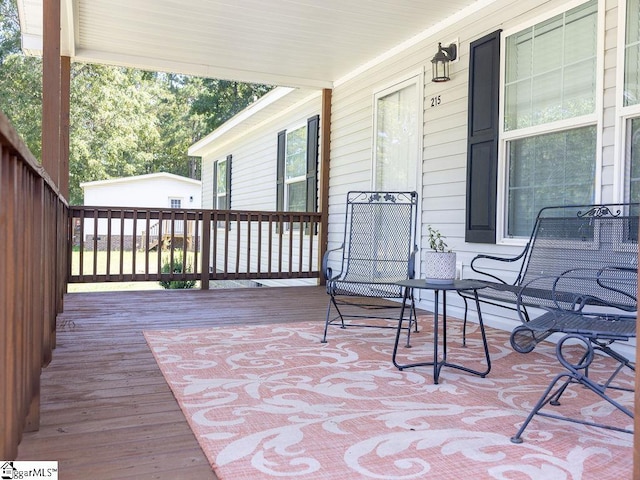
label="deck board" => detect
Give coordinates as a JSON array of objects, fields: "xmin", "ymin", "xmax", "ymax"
[{"xmin": 16, "ymin": 286, "xmax": 332, "ymax": 479}]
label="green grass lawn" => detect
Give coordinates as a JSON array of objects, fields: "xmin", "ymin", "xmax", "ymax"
[{"xmin": 69, "ymin": 250, "xmax": 200, "ymax": 292}]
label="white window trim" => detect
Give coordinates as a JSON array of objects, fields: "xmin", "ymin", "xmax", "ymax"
[
  {"xmin": 169, "ymin": 197, "xmax": 182, "ymax": 209},
  {"xmin": 496, "ymin": 0, "xmax": 605, "ymax": 245},
  {"xmin": 371, "ymin": 72, "xmax": 424, "ymax": 194},
  {"xmin": 614, "ymin": 0, "xmax": 640, "ymax": 202},
  {"xmin": 370, "ymin": 71, "xmax": 424, "ymax": 283}
]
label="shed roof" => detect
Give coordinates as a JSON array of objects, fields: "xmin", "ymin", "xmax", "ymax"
[{"xmin": 80, "ymin": 172, "xmax": 201, "ymax": 189}]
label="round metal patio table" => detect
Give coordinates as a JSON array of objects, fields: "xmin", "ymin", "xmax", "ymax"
[{"xmin": 392, "ymin": 279, "xmax": 491, "ymax": 384}]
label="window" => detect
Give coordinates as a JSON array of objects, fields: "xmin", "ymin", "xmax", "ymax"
[
  {"xmin": 170, "ymin": 198, "xmax": 181, "ymax": 209},
  {"xmin": 373, "ymin": 77, "xmax": 420, "ymax": 191},
  {"xmin": 624, "ymin": 0, "xmax": 640, "ymax": 107},
  {"xmin": 624, "ymin": 0, "xmax": 640, "ymax": 208},
  {"xmin": 502, "ymin": 0, "xmax": 598, "ymax": 237},
  {"xmin": 213, "ymin": 155, "xmax": 232, "ymax": 209},
  {"xmin": 276, "ymin": 115, "xmax": 319, "ymax": 212},
  {"xmin": 285, "ymin": 125, "xmax": 307, "ymax": 212}
]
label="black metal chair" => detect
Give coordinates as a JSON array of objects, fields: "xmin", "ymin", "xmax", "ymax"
[
  {"xmin": 509, "ymin": 206, "xmax": 638, "ymax": 443},
  {"xmin": 322, "ymin": 191, "xmax": 419, "ymax": 344}
]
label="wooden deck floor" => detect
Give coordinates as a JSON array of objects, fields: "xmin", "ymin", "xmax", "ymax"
[{"xmin": 16, "ymin": 286, "xmax": 331, "ymax": 479}]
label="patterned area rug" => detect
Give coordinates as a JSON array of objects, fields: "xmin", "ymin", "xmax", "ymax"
[{"xmin": 144, "ymin": 319, "xmax": 633, "ymax": 479}]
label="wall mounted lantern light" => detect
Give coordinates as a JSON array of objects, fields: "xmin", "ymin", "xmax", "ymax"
[{"xmin": 431, "ymin": 42, "xmax": 457, "ymax": 82}]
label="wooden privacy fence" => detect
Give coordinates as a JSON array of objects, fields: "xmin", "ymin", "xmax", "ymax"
[
  {"xmin": 69, "ymin": 207, "xmax": 323, "ymax": 287},
  {"xmin": 1, "ymin": 112, "xmax": 68, "ymax": 459}
]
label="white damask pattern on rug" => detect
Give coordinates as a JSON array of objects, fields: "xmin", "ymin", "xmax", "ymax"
[{"xmin": 144, "ymin": 320, "xmax": 633, "ymax": 480}]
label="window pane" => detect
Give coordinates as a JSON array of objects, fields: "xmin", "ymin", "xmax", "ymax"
[
  {"xmin": 504, "ymin": 0, "xmax": 597, "ymax": 131},
  {"xmin": 563, "ymin": 58, "xmax": 597, "ymax": 116},
  {"xmin": 286, "ymin": 126, "xmax": 307, "ymax": 179},
  {"xmin": 287, "ymin": 180, "xmax": 306, "ymax": 212},
  {"xmin": 532, "ymin": 16, "xmax": 563, "ymax": 73},
  {"xmin": 629, "ymin": 118, "xmax": 640, "ymax": 203},
  {"xmin": 531, "ymin": 69, "xmax": 561, "ymax": 124},
  {"xmin": 506, "ymin": 30, "xmax": 532, "ymax": 83},
  {"xmin": 217, "ymin": 160, "xmax": 227, "ymax": 194},
  {"xmin": 507, "ymin": 126, "xmax": 596, "ymax": 236},
  {"xmin": 625, "ymin": 0, "xmax": 640, "ymax": 106},
  {"xmin": 505, "ymin": 79, "xmax": 532, "ymax": 129},
  {"xmin": 216, "ymin": 195, "xmax": 227, "ymax": 210},
  {"xmin": 375, "ymin": 82, "xmax": 418, "ymax": 191}
]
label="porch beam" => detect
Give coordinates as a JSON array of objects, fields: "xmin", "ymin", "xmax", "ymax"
[{"xmin": 318, "ymin": 88, "xmax": 331, "ymax": 286}]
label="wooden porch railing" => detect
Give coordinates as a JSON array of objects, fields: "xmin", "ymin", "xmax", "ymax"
[
  {"xmin": 69, "ymin": 207, "xmax": 322, "ymax": 287},
  {"xmin": 1, "ymin": 111, "xmax": 68, "ymax": 459}
]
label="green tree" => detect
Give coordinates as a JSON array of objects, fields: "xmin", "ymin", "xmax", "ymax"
[
  {"xmin": 0, "ymin": 0, "xmax": 42, "ymax": 158},
  {"xmin": 190, "ymin": 78, "xmax": 272, "ymax": 134},
  {"xmin": 0, "ymin": 0, "xmax": 273, "ymax": 205}
]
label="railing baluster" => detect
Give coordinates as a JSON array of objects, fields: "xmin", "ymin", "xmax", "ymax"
[
  {"xmin": 91, "ymin": 208, "xmax": 98, "ymax": 281},
  {"xmin": 157, "ymin": 210, "xmax": 163, "ymax": 277},
  {"xmin": 200, "ymin": 211, "xmax": 210, "ymax": 289},
  {"xmin": 168, "ymin": 211, "xmax": 175, "ymax": 281},
  {"xmin": 78, "ymin": 210, "xmax": 85, "ymax": 279},
  {"xmin": 212, "ymin": 211, "xmax": 218, "ymax": 278},
  {"xmin": 278, "ymin": 214, "xmax": 284, "ymax": 274},
  {"xmin": 106, "ymin": 209, "xmax": 113, "ymax": 276},
  {"xmin": 132, "ymin": 209, "xmax": 138, "ymax": 280},
  {"xmin": 308, "ymin": 214, "xmax": 315, "ymax": 275},
  {"xmin": 224, "ymin": 212, "xmax": 230, "ymax": 276},
  {"xmin": 298, "ymin": 215, "xmax": 304, "ymax": 274},
  {"xmin": 144, "ymin": 211, "xmax": 151, "ymax": 281},
  {"xmin": 246, "ymin": 213, "xmax": 252, "ymax": 273},
  {"xmin": 193, "ymin": 212, "xmax": 200, "ymax": 275},
  {"xmin": 268, "ymin": 215, "xmax": 274, "ymax": 274},
  {"xmin": 257, "ymin": 215, "xmax": 263, "ymax": 275},
  {"xmin": 234, "ymin": 212, "xmax": 240, "ymax": 274},
  {"xmin": 118, "ymin": 209, "xmax": 125, "ymax": 279}
]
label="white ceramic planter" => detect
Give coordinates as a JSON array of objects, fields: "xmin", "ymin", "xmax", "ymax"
[{"xmin": 424, "ymin": 251, "xmax": 457, "ymax": 284}]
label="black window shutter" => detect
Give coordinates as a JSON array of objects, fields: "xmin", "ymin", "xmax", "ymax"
[
  {"xmin": 306, "ymin": 115, "xmax": 319, "ymax": 212},
  {"xmin": 276, "ymin": 130, "xmax": 286, "ymax": 211},
  {"xmin": 465, "ymin": 30, "xmax": 501, "ymax": 243},
  {"xmin": 225, "ymin": 154, "xmax": 232, "ymax": 209}
]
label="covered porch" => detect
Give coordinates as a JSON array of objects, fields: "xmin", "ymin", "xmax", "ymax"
[{"xmin": 3, "ymin": 0, "xmax": 640, "ymax": 476}]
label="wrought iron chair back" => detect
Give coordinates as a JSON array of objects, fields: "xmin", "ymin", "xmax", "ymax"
[
  {"xmin": 507, "ymin": 205, "xmax": 638, "ymax": 442},
  {"xmin": 322, "ymin": 191, "xmax": 418, "ymax": 343}
]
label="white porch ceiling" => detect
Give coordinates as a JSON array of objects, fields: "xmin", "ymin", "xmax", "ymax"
[{"xmin": 18, "ymin": 0, "xmax": 491, "ymax": 89}]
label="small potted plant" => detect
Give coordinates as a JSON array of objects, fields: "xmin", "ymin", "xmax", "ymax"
[{"xmin": 424, "ymin": 225, "xmax": 456, "ymax": 283}]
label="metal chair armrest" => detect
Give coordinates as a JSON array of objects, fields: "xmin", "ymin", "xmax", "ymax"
[
  {"xmin": 322, "ymin": 244, "xmax": 345, "ymax": 282},
  {"xmin": 470, "ymin": 243, "xmax": 530, "ymax": 285},
  {"xmin": 408, "ymin": 244, "xmax": 418, "ymax": 279}
]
